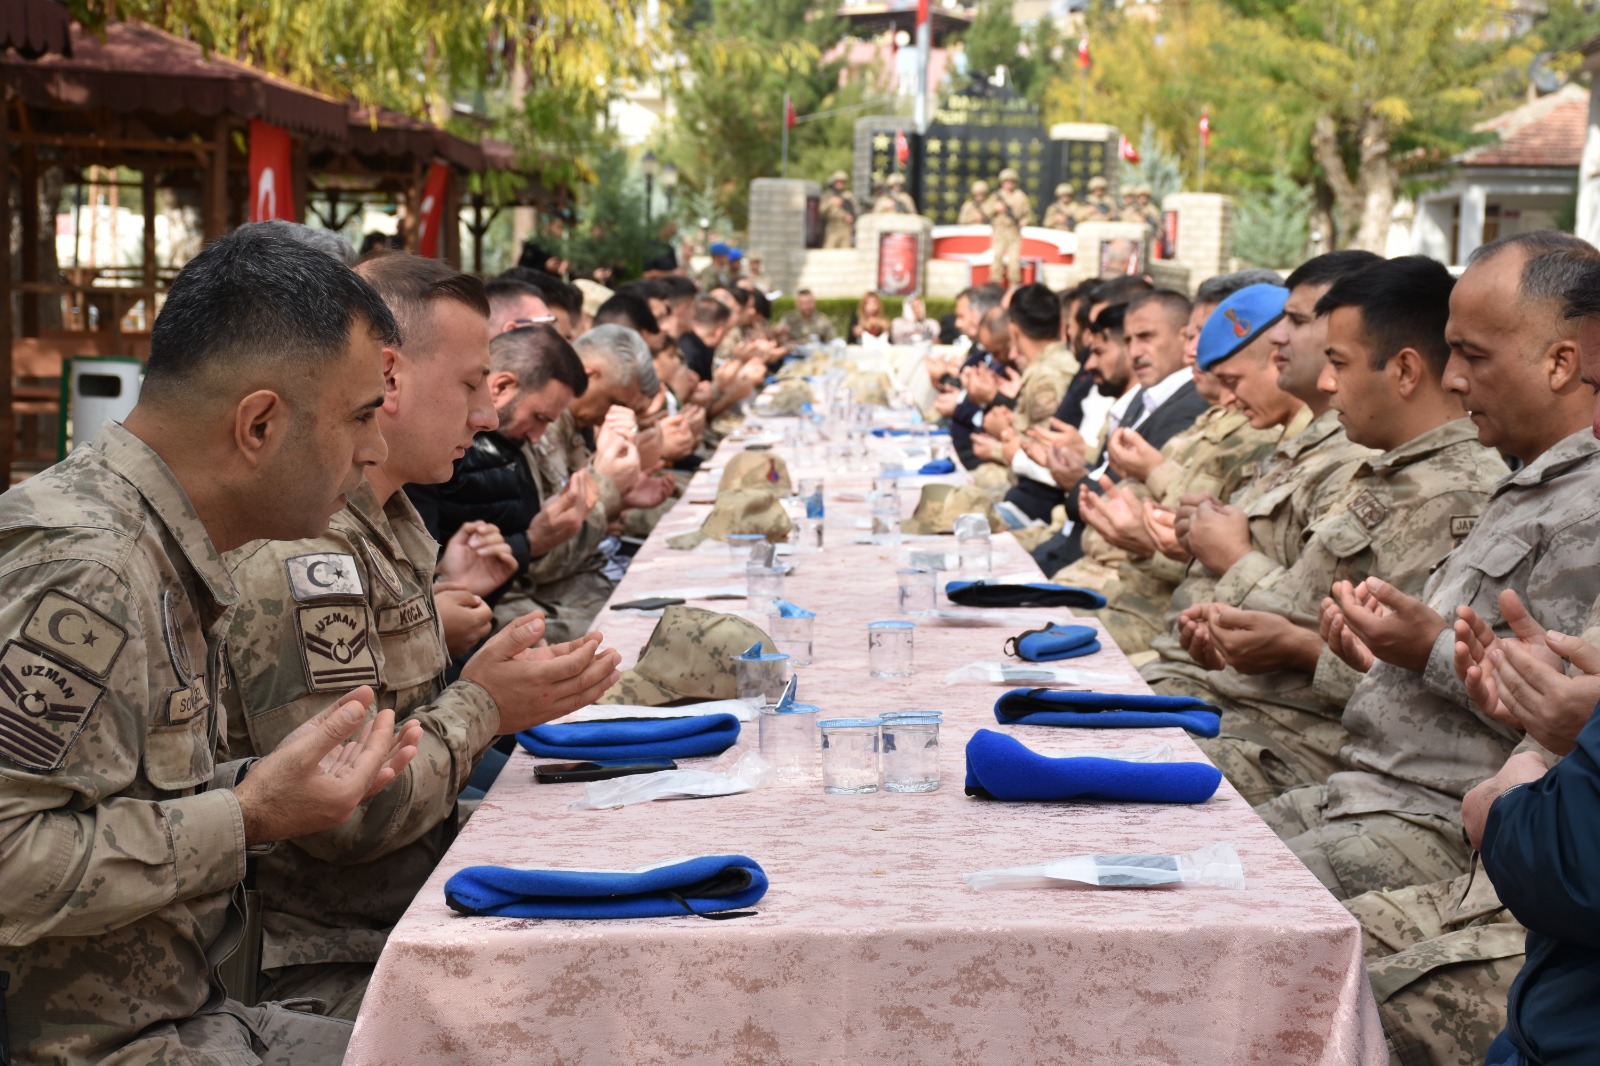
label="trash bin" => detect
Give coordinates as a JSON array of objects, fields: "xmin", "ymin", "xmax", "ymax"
[{"xmin": 61, "ymin": 356, "xmax": 143, "ymax": 458}]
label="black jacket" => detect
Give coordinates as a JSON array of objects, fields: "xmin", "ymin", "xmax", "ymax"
[
  {"xmin": 405, "ymin": 430, "xmax": 542, "ymax": 574},
  {"xmin": 679, "ymin": 330, "xmax": 716, "ymax": 382}
]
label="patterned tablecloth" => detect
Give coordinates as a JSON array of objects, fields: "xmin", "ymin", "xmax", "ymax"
[{"xmin": 344, "ymin": 416, "xmax": 1385, "ymax": 1066}]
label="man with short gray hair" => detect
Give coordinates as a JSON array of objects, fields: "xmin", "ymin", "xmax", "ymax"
[{"xmin": 528, "ymin": 325, "xmax": 675, "ymax": 640}]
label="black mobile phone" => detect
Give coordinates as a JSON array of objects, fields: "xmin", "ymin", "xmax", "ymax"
[
  {"xmin": 938, "ymin": 372, "xmax": 961, "ymax": 389},
  {"xmin": 533, "ymin": 758, "xmax": 678, "ymax": 784}
]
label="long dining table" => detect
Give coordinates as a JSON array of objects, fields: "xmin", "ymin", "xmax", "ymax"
[{"xmin": 343, "ymin": 405, "xmax": 1385, "ymax": 1066}]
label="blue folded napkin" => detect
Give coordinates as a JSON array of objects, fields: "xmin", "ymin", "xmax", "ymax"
[
  {"xmin": 918, "ymin": 458, "xmax": 957, "ymax": 475},
  {"xmin": 945, "ymin": 580, "xmax": 1108, "ymax": 610},
  {"xmin": 964, "ymin": 729, "xmax": 1222, "ymax": 803},
  {"xmin": 993, "ymin": 689, "xmax": 1222, "ymax": 737},
  {"xmin": 1005, "ymin": 622, "xmax": 1102, "ymax": 662},
  {"xmin": 517, "ymin": 713, "xmax": 741, "ymax": 760},
  {"xmin": 444, "ymin": 853, "xmax": 769, "ymax": 919}
]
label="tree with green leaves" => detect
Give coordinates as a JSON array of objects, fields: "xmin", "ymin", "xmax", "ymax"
[
  {"xmin": 663, "ymin": 0, "xmax": 869, "ymax": 226},
  {"xmin": 1233, "ymin": 170, "xmax": 1313, "ymax": 268},
  {"xmin": 961, "ymin": 5, "xmax": 1061, "ymax": 105}
]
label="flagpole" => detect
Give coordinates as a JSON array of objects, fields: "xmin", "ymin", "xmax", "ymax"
[{"xmin": 782, "ymin": 91, "xmax": 790, "ymax": 179}]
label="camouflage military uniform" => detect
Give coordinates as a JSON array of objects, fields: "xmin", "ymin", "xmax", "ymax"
[
  {"xmin": 1141, "ymin": 407, "xmax": 1372, "ymax": 697},
  {"xmin": 779, "ymin": 309, "xmax": 837, "ymax": 346},
  {"xmin": 820, "ymin": 188, "xmax": 857, "ymax": 249},
  {"xmin": 1093, "ymin": 408, "xmax": 1279, "ymax": 658},
  {"xmin": 957, "ymin": 196, "xmax": 987, "ymax": 226},
  {"xmin": 1347, "ymin": 864, "xmax": 1525, "ymax": 1066},
  {"xmin": 524, "ymin": 410, "xmax": 622, "ymax": 643},
  {"xmin": 1041, "ymin": 198, "xmax": 1085, "ymax": 232},
  {"xmin": 1013, "ymin": 342, "xmax": 1079, "ymax": 434},
  {"xmin": 872, "ymin": 190, "xmax": 917, "ymax": 214},
  {"xmin": 1191, "ymin": 418, "xmax": 1507, "ymax": 805},
  {"xmin": 1070, "ymin": 406, "xmax": 1279, "ymax": 622},
  {"xmin": 984, "ymin": 186, "xmax": 1032, "ymax": 287},
  {"xmin": 223, "ymin": 480, "xmax": 501, "ymax": 1018},
  {"xmin": 1257, "ymin": 429, "xmax": 1600, "ymax": 899},
  {"xmin": 0, "ymin": 422, "xmax": 351, "ymax": 1063}
]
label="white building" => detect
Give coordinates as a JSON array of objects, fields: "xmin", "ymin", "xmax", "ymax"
[
  {"xmin": 1577, "ymin": 34, "xmax": 1600, "ymax": 248},
  {"xmin": 1412, "ymin": 83, "xmax": 1588, "ymax": 266}
]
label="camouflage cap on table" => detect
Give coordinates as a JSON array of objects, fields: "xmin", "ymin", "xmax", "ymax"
[
  {"xmin": 667, "ymin": 488, "xmax": 793, "ymax": 549},
  {"xmin": 598, "ymin": 605, "xmax": 776, "ymax": 705},
  {"xmin": 900, "ymin": 483, "xmax": 1007, "ymax": 535},
  {"xmin": 845, "ymin": 370, "xmax": 892, "ymax": 407},
  {"xmin": 764, "ymin": 379, "xmax": 816, "ymax": 415},
  {"xmin": 721, "ymin": 450, "xmax": 794, "ymax": 494}
]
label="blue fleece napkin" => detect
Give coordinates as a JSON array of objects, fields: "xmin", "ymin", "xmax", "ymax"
[
  {"xmin": 517, "ymin": 713, "xmax": 741, "ymax": 760},
  {"xmin": 1006, "ymin": 623, "xmax": 1102, "ymax": 662},
  {"xmin": 964, "ymin": 729, "xmax": 1222, "ymax": 803},
  {"xmin": 444, "ymin": 853, "xmax": 769, "ymax": 919},
  {"xmin": 918, "ymin": 458, "xmax": 957, "ymax": 475},
  {"xmin": 993, "ymin": 689, "xmax": 1222, "ymax": 737},
  {"xmin": 945, "ymin": 581, "xmax": 1108, "ymax": 610}
]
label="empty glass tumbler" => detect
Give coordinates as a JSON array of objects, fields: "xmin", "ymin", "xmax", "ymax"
[
  {"xmin": 819, "ymin": 717, "xmax": 882, "ymax": 794},
  {"xmin": 867, "ymin": 620, "xmax": 915, "ymax": 678}
]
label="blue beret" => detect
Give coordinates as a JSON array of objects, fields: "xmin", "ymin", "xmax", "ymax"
[
  {"xmin": 710, "ymin": 242, "xmax": 730, "ymax": 256},
  {"xmin": 1196, "ymin": 284, "xmax": 1288, "ymax": 371},
  {"xmin": 729, "ymin": 248, "xmax": 744, "ymax": 262}
]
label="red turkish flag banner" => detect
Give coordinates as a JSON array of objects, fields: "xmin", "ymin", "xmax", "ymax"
[
  {"xmin": 248, "ymin": 120, "xmax": 295, "ymax": 222},
  {"xmin": 784, "ymin": 93, "xmax": 796, "ymax": 130},
  {"xmin": 895, "ymin": 130, "xmax": 910, "ymax": 165},
  {"xmin": 916, "ymin": 0, "xmax": 929, "ymax": 26},
  {"xmin": 1199, "ymin": 110, "xmax": 1212, "ymax": 148},
  {"xmin": 1120, "ymin": 135, "xmax": 1140, "ymax": 163},
  {"xmin": 416, "ymin": 161, "xmax": 451, "ymax": 258},
  {"xmin": 1077, "ymin": 36, "xmax": 1090, "ymax": 70}
]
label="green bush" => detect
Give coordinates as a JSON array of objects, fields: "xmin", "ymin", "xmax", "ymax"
[{"xmin": 768, "ymin": 295, "xmax": 956, "ymax": 339}]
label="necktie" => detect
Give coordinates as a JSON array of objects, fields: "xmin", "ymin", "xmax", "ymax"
[{"xmin": 1117, "ymin": 388, "xmax": 1149, "ymax": 429}]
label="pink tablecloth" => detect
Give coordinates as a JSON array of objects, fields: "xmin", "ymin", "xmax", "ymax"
[{"xmin": 345, "ymin": 421, "xmax": 1385, "ymax": 1066}]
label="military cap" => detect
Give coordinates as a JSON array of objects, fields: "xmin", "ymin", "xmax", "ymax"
[
  {"xmin": 829, "ymin": 170, "xmax": 850, "ymax": 185},
  {"xmin": 667, "ymin": 488, "xmax": 793, "ymax": 549},
  {"xmin": 887, "ymin": 173, "xmax": 906, "ymax": 187},
  {"xmin": 574, "ymin": 278, "xmax": 613, "ymax": 319},
  {"xmin": 998, "ymin": 167, "xmax": 1020, "ymax": 183},
  {"xmin": 728, "ymin": 248, "xmax": 744, "ymax": 262},
  {"xmin": 597, "ymin": 605, "xmax": 776, "ymax": 706},
  {"xmin": 710, "ymin": 241, "xmax": 730, "ymax": 257},
  {"xmin": 763, "ymin": 378, "xmax": 815, "ymax": 415},
  {"xmin": 1195, "ymin": 283, "xmax": 1288, "ymax": 371},
  {"xmin": 970, "ymin": 180, "xmax": 991, "ymax": 196},
  {"xmin": 1055, "ymin": 183, "xmax": 1075, "ymax": 197},
  {"xmin": 720, "ymin": 450, "xmax": 793, "ymax": 494},
  {"xmin": 900, "ymin": 484, "xmax": 1007, "ymax": 536},
  {"xmin": 1136, "ymin": 184, "xmax": 1153, "ymax": 196},
  {"xmin": 1088, "ymin": 175, "xmax": 1108, "ymax": 190},
  {"xmin": 845, "ymin": 369, "xmax": 892, "ymax": 406}
]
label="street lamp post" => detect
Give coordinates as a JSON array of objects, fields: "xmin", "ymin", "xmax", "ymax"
[
  {"xmin": 642, "ymin": 150, "xmax": 659, "ymax": 226},
  {"xmin": 662, "ymin": 162, "xmax": 678, "ymax": 215}
]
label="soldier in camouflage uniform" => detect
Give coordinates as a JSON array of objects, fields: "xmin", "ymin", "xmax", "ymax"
[
  {"xmin": 1041, "ymin": 184, "xmax": 1085, "ymax": 232},
  {"xmin": 223, "ymin": 254, "xmax": 622, "ymax": 1017},
  {"xmin": 1084, "ymin": 175, "xmax": 1116, "ymax": 220},
  {"xmin": 0, "ymin": 230, "xmax": 428, "ymax": 1064},
  {"xmin": 820, "ymin": 171, "xmax": 857, "ymax": 249},
  {"xmin": 872, "ymin": 173, "xmax": 917, "ymax": 215},
  {"xmin": 957, "ymin": 180, "xmax": 990, "ymax": 226},
  {"xmin": 1259, "ymin": 235, "xmax": 1600, "ymax": 900},
  {"xmin": 1141, "ymin": 268, "xmax": 1379, "ymax": 701},
  {"xmin": 1179, "ymin": 258, "xmax": 1507, "ymax": 806},
  {"xmin": 984, "ymin": 167, "xmax": 1033, "ymax": 288}
]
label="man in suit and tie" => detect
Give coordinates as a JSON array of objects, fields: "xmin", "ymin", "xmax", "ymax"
[{"xmin": 1027, "ymin": 289, "xmax": 1211, "ymax": 574}]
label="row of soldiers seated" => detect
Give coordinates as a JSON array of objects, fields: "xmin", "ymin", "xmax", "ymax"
[
  {"xmin": 0, "ymin": 221, "xmax": 822, "ymax": 1063},
  {"xmin": 925, "ymin": 232, "xmax": 1600, "ymax": 1063}
]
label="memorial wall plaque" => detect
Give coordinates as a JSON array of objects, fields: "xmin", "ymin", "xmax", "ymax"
[{"xmin": 920, "ymin": 80, "xmax": 1056, "ymax": 226}]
